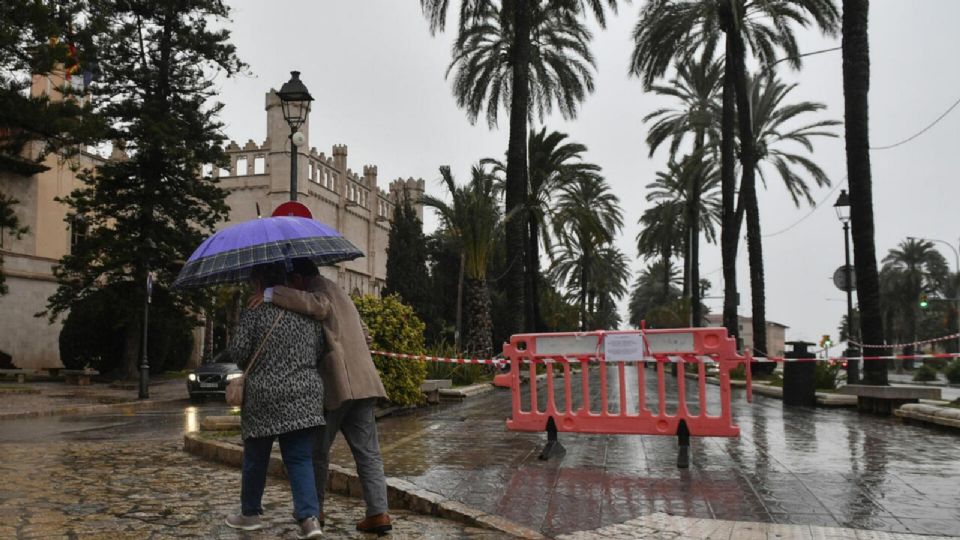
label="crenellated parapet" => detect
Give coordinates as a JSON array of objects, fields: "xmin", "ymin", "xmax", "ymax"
[
  {"xmin": 218, "ymin": 138, "xmax": 271, "ymax": 178},
  {"xmin": 387, "ymin": 177, "xmax": 426, "ymax": 221}
]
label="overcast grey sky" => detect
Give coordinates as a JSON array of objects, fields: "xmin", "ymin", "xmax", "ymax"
[{"xmin": 215, "ymin": 1, "xmax": 960, "ymax": 346}]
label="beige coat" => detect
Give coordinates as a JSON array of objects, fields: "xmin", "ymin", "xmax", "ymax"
[{"xmin": 272, "ymin": 276, "xmax": 386, "ymax": 410}]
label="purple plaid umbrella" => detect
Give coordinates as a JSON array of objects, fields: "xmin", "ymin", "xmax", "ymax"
[{"xmin": 173, "ymin": 216, "xmax": 363, "ymax": 289}]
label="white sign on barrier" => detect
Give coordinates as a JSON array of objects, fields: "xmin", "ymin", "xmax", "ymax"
[{"xmin": 604, "ymin": 333, "xmax": 646, "ymax": 362}]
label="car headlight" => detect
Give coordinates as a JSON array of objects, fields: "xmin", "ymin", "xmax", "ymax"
[
  {"xmin": 225, "ymin": 373, "xmax": 242, "ymax": 381},
  {"xmin": 188, "ymin": 373, "xmax": 197, "ymax": 382}
]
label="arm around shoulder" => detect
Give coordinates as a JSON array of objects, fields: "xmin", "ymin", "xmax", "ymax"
[{"xmin": 271, "ymin": 285, "xmax": 331, "ymax": 321}]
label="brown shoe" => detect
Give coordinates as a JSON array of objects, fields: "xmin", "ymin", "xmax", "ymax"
[{"xmin": 356, "ymin": 513, "xmax": 392, "ymax": 535}]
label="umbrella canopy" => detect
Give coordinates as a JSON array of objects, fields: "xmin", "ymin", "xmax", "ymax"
[{"xmin": 173, "ymin": 216, "xmax": 363, "ymax": 289}]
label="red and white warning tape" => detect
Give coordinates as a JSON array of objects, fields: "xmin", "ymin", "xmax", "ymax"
[
  {"xmin": 372, "ymin": 350, "xmax": 960, "ymax": 365},
  {"xmin": 850, "ymin": 332, "xmax": 960, "ymax": 349},
  {"xmin": 370, "ymin": 351, "xmax": 506, "ymax": 366}
]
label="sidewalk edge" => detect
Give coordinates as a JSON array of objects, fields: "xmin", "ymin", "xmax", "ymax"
[{"xmin": 182, "ymin": 432, "xmax": 546, "ymax": 539}]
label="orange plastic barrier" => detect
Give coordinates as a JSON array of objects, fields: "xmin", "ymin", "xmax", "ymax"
[{"xmin": 501, "ymin": 326, "xmax": 752, "ymax": 467}]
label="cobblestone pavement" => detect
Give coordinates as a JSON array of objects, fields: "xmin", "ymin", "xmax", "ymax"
[
  {"xmin": 333, "ymin": 366, "xmax": 960, "ymax": 538},
  {"xmin": 0, "ymin": 409, "xmax": 510, "ymax": 539}
]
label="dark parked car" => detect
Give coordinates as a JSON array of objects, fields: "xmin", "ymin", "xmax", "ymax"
[{"xmin": 187, "ymin": 351, "xmax": 242, "ymax": 403}]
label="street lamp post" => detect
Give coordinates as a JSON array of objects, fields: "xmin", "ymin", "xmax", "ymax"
[
  {"xmin": 139, "ymin": 238, "xmax": 156, "ymax": 400},
  {"xmin": 276, "ymin": 71, "xmax": 314, "ymax": 202},
  {"xmin": 834, "ymin": 190, "xmax": 859, "ymax": 383},
  {"xmin": 909, "ymin": 235, "xmax": 960, "ymax": 355}
]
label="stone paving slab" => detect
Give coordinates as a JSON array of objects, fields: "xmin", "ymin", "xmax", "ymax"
[
  {"xmin": 0, "ymin": 438, "xmax": 513, "ymax": 539},
  {"xmin": 555, "ymin": 513, "xmax": 957, "ymax": 540}
]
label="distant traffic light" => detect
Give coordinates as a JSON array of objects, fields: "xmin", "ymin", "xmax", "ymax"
[
  {"xmin": 919, "ymin": 293, "xmax": 929, "ymax": 309},
  {"xmin": 820, "ymin": 334, "xmax": 832, "ymax": 348}
]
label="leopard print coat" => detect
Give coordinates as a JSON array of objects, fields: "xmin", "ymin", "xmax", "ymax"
[{"xmin": 229, "ymin": 303, "xmax": 325, "ymax": 439}]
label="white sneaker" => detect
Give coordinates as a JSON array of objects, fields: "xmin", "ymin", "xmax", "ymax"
[
  {"xmin": 297, "ymin": 516, "xmax": 323, "ymax": 539},
  {"xmin": 225, "ymin": 513, "xmax": 263, "ymax": 531}
]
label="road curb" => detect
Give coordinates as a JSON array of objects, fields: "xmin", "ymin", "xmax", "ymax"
[
  {"xmin": 0, "ymin": 396, "xmax": 188, "ymax": 421},
  {"xmin": 182, "ymin": 432, "xmax": 546, "ymax": 539}
]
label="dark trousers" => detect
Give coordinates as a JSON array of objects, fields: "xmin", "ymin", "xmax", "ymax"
[{"xmin": 313, "ymin": 398, "xmax": 388, "ymax": 517}]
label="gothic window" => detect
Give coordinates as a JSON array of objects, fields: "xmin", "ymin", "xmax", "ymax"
[
  {"xmin": 254, "ymin": 156, "xmax": 266, "ymax": 174},
  {"xmin": 235, "ymin": 157, "xmax": 248, "ymax": 176}
]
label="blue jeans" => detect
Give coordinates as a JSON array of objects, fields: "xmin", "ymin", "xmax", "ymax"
[{"xmin": 242, "ymin": 426, "xmax": 320, "ymax": 520}]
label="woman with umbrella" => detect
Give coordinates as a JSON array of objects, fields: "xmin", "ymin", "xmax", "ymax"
[
  {"xmin": 174, "ymin": 216, "xmax": 364, "ymax": 538},
  {"xmin": 223, "ymin": 262, "xmax": 325, "ymax": 538}
]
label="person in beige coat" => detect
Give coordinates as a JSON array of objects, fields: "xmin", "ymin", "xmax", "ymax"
[{"xmin": 263, "ymin": 258, "xmax": 391, "ymax": 535}]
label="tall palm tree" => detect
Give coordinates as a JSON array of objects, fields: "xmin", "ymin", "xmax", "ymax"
[
  {"xmin": 841, "ymin": 0, "xmax": 884, "ymax": 384},
  {"xmin": 421, "ymin": 165, "xmax": 503, "ymax": 357},
  {"xmin": 643, "ymin": 54, "xmax": 722, "ymax": 327},
  {"xmin": 628, "ymin": 259, "xmax": 682, "ymax": 328},
  {"xmin": 589, "ymin": 245, "xmax": 631, "ymax": 327},
  {"xmin": 484, "ymin": 127, "xmax": 601, "ymax": 331},
  {"xmin": 636, "ymin": 201, "xmax": 685, "ymax": 293},
  {"xmin": 422, "ymin": 0, "xmax": 617, "ymax": 335},
  {"xmin": 631, "ymin": 0, "xmax": 840, "ymax": 351},
  {"xmin": 881, "ymin": 239, "xmax": 949, "ymax": 357},
  {"xmin": 550, "ymin": 174, "xmax": 623, "ymax": 330},
  {"xmin": 644, "ymin": 156, "xmax": 722, "ymax": 321},
  {"xmin": 740, "ymin": 73, "xmax": 839, "ymax": 360}
]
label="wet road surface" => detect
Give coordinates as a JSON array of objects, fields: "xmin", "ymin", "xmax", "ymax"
[
  {"xmin": 341, "ymin": 365, "xmax": 960, "ymax": 538},
  {"xmin": 0, "ymin": 403, "xmax": 508, "ymax": 539}
]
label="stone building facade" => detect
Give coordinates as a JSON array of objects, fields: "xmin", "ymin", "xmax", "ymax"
[
  {"xmin": 0, "ymin": 75, "xmax": 422, "ymax": 370},
  {"xmin": 0, "ymin": 72, "xmax": 106, "ymax": 370}
]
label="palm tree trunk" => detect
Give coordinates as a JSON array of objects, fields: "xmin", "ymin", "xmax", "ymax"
[
  {"xmin": 720, "ymin": 32, "xmax": 740, "ymax": 346},
  {"xmin": 456, "ymin": 252, "xmax": 465, "ymax": 353},
  {"xmin": 527, "ymin": 212, "xmax": 541, "ymax": 332},
  {"xmin": 505, "ymin": 0, "xmax": 532, "ymax": 335},
  {"xmin": 730, "ymin": 31, "xmax": 768, "ymax": 362},
  {"xmin": 464, "ymin": 276, "xmax": 493, "ymax": 358},
  {"xmin": 662, "ymin": 247, "xmax": 672, "ymax": 295},
  {"xmin": 682, "ymin": 233, "xmax": 691, "ymax": 298},
  {"xmin": 690, "ymin": 130, "xmax": 705, "ymax": 327},
  {"xmin": 580, "ymin": 254, "xmax": 588, "ymax": 331},
  {"xmin": 843, "ymin": 0, "xmax": 886, "ymax": 385}
]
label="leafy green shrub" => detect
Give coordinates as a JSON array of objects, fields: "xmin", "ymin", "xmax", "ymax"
[
  {"xmin": 814, "ymin": 362, "xmax": 841, "ymax": 390},
  {"xmin": 943, "ymin": 360, "xmax": 960, "ymax": 384},
  {"xmin": 59, "ymin": 281, "xmax": 193, "ymax": 375},
  {"xmin": 424, "ymin": 340, "xmax": 489, "ymax": 386},
  {"xmin": 913, "ymin": 364, "xmax": 939, "ymax": 382},
  {"xmin": 355, "ymin": 293, "xmax": 427, "ymax": 407}
]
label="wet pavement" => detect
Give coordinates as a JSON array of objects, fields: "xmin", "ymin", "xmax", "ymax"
[
  {"xmin": 338, "ymin": 365, "xmax": 960, "ymax": 538},
  {"xmin": 0, "ymin": 378, "xmax": 189, "ymax": 418},
  {"xmin": 0, "ymin": 404, "xmax": 508, "ymax": 539}
]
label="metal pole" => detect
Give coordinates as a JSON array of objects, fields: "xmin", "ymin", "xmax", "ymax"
[
  {"xmin": 289, "ymin": 131, "xmax": 298, "ymax": 201},
  {"xmin": 843, "ymin": 221, "xmax": 859, "ymax": 384},
  {"xmin": 139, "ymin": 270, "xmax": 151, "ymax": 400}
]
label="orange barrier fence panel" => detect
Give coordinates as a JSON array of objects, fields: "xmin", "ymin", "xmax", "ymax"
[{"xmin": 502, "ymin": 327, "xmax": 751, "ymax": 442}]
